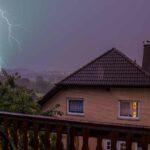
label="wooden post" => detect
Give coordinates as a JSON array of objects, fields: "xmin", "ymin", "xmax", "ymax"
[
  {"xmin": 82, "ymin": 128, "xmax": 89, "ymax": 150},
  {"xmin": 67, "ymin": 126, "xmax": 76, "ymax": 150},
  {"xmin": 4, "ymin": 119, "xmax": 9, "ymax": 150},
  {"xmin": 56, "ymin": 126, "xmax": 63, "ymax": 150},
  {"xmin": 13, "ymin": 121, "xmax": 19, "ymax": 150},
  {"xmin": 96, "ymin": 136, "xmax": 103, "ymax": 150},
  {"xmin": 34, "ymin": 124, "xmax": 39, "ymax": 150},
  {"xmin": 110, "ymin": 132, "xmax": 117, "ymax": 150},
  {"xmin": 126, "ymin": 134, "xmax": 132, "ymax": 150},
  {"xmin": 23, "ymin": 122, "xmax": 29, "ymax": 150},
  {"xmin": 45, "ymin": 125, "xmax": 51, "ymax": 150},
  {"xmin": 141, "ymin": 135, "xmax": 148, "ymax": 150}
]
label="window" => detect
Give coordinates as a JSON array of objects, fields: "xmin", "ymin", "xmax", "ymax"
[
  {"xmin": 103, "ymin": 139, "xmax": 111, "ymax": 150},
  {"xmin": 106, "ymin": 141, "xmax": 111, "ymax": 150},
  {"xmin": 135, "ymin": 143, "xmax": 142, "ymax": 150},
  {"xmin": 119, "ymin": 100, "xmax": 139, "ymax": 119},
  {"xmin": 117, "ymin": 141, "xmax": 126, "ymax": 150},
  {"xmin": 67, "ymin": 98, "xmax": 84, "ymax": 115}
]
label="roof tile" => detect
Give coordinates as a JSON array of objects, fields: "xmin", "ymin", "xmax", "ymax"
[{"xmin": 59, "ymin": 48, "xmax": 150, "ymax": 87}]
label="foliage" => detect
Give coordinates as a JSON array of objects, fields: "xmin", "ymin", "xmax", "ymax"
[
  {"xmin": 42, "ymin": 104, "xmax": 63, "ymax": 116},
  {"xmin": 0, "ymin": 69, "xmax": 40, "ymax": 114},
  {"xmin": 0, "ymin": 69, "xmax": 63, "ymax": 116}
]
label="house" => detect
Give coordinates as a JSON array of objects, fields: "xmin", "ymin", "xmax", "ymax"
[{"xmin": 39, "ymin": 42, "xmax": 150, "ymax": 149}]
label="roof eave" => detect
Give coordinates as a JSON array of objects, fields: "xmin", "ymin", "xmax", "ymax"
[{"xmin": 39, "ymin": 83, "xmax": 150, "ymax": 106}]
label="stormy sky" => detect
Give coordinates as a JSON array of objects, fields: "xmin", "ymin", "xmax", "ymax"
[{"xmin": 0, "ymin": 0, "xmax": 150, "ymax": 71}]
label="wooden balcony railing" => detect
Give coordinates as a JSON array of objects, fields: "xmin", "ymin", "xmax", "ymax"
[{"xmin": 0, "ymin": 111, "xmax": 149, "ymax": 150}]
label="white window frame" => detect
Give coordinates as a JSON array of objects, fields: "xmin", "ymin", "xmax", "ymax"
[
  {"xmin": 117, "ymin": 141, "xmax": 126, "ymax": 150},
  {"xmin": 67, "ymin": 98, "xmax": 84, "ymax": 116},
  {"xmin": 103, "ymin": 139, "xmax": 111, "ymax": 150},
  {"xmin": 118, "ymin": 100, "xmax": 140, "ymax": 120}
]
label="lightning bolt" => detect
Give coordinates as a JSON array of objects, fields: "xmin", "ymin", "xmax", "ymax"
[{"xmin": 0, "ymin": 9, "xmax": 21, "ymax": 50}]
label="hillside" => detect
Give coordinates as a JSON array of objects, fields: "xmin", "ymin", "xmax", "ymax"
[{"xmin": 1, "ymin": 68, "xmax": 70, "ymax": 97}]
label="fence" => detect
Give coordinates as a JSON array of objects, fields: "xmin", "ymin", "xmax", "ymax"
[{"xmin": 0, "ymin": 111, "xmax": 149, "ymax": 150}]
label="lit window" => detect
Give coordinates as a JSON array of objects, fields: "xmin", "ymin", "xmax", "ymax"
[
  {"xmin": 67, "ymin": 99, "xmax": 84, "ymax": 115},
  {"xmin": 119, "ymin": 101, "xmax": 139, "ymax": 119}
]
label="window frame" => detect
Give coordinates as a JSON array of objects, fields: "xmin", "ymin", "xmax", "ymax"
[
  {"xmin": 118, "ymin": 100, "xmax": 140, "ymax": 120},
  {"xmin": 67, "ymin": 98, "xmax": 84, "ymax": 116}
]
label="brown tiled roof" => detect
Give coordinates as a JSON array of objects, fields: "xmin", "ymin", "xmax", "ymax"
[
  {"xmin": 59, "ymin": 48, "xmax": 150, "ymax": 87},
  {"xmin": 39, "ymin": 48, "xmax": 150, "ymax": 105}
]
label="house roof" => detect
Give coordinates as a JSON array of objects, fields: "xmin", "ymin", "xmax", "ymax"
[
  {"xmin": 59, "ymin": 48, "xmax": 150, "ymax": 87},
  {"xmin": 39, "ymin": 48, "xmax": 150, "ymax": 105}
]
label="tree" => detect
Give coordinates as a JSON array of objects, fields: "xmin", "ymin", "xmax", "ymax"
[
  {"xmin": 0, "ymin": 69, "xmax": 40, "ymax": 114},
  {"xmin": 0, "ymin": 69, "xmax": 63, "ymax": 116}
]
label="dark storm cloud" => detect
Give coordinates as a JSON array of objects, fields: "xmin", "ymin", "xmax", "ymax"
[{"xmin": 0, "ymin": 0, "xmax": 150, "ymax": 71}]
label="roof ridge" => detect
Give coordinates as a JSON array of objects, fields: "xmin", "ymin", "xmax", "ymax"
[
  {"xmin": 58, "ymin": 48, "xmax": 116, "ymax": 85},
  {"xmin": 115, "ymin": 48, "xmax": 150, "ymax": 80}
]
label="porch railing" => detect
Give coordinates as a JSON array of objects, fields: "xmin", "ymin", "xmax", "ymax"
[{"xmin": 0, "ymin": 111, "xmax": 149, "ymax": 150}]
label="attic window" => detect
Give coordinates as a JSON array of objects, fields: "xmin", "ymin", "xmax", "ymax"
[
  {"xmin": 67, "ymin": 98, "xmax": 84, "ymax": 115},
  {"xmin": 119, "ymin": 100, "xmax": 139, "ymax": 119}
]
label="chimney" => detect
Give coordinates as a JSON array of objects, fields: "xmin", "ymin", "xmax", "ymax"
[{"xmin": 142, "ymin": 41, "xmax": 150, "ymax": 73}]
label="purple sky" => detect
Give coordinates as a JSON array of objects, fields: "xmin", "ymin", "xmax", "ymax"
[{"xmin": 0, "ymin": 0, "xmax": 150, "ymax": 71}]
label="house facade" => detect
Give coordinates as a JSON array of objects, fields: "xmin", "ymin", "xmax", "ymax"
[
  {"xmin": 41, "ymin": 87, "xmax": 150, "ymax": 126},
  {"xmin": 39, "ymin": 43, "xmax": 150, "ymax": 149}
]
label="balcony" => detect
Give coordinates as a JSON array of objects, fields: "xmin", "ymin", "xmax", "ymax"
[{"xmin": 0, "ymin": 111, "xmax": 149, "ymax": 150}]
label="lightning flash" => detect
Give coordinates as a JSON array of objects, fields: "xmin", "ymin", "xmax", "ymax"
[{"xmin": 0, "ymin": 9, "xmax": 21, "ymax": 49}]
